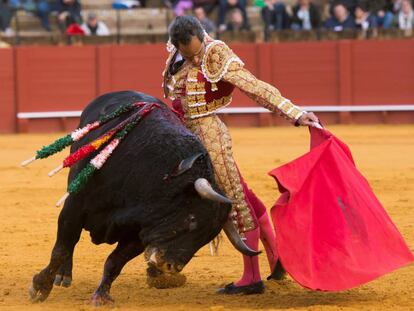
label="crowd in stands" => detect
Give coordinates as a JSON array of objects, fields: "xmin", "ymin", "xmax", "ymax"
[
  {"xmin": 0, "ymin": 0, "xmax": 413, "ymax": 40},
  {"xmin": 0, "ymin": 0, "xmax": 109, "ymax": 35}
]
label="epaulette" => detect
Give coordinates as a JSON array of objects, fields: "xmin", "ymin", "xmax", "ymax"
[{"xmin": 201, "ymin": 40, "xmax": 244, "ymax": 84}]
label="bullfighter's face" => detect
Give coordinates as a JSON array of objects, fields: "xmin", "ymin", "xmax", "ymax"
[{"xmin": 178, "ymin": 36, "xmax": 205, "ymax": 67}]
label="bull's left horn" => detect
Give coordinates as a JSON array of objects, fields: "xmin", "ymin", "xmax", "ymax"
[
  {"xmin": 194, "ymin": 178, "xmax": 232, "ymax": 204},
  {"xmin": 223, "ymin": 219, "xmax": 261, "ymax": 257}
]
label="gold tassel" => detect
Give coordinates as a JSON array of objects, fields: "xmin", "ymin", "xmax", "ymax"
[{"xmin": 211, "ymin": 83, "xmax": 218, "ymax": 92}]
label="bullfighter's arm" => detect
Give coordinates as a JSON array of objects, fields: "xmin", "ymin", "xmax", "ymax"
[
  {"xmin": 222, "ymin": 61, "xmax": 305, "ymax": 123},
  {"xmin": 201, "ymin": 41, "xmax": 306, "ymax": 123}
]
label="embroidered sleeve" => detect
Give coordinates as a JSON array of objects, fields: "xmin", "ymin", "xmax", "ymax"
[
  {"xmin": 201, "ymin": 40, "xmax": 244, "ymax": 83},
  {"xmin": 162, "ymin": 48, "xmax": 177, "ymax": 99},
  {"xmin": 223, "ymin": 62, "xmax": 305, "ymax": 122}
]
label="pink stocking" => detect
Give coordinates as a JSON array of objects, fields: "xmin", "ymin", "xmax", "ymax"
[
  {"xmin": 258, "ymin": 213, "xmax": 278, "ymax": 271},
  {"xmin": 234, "ymin": 227, "xmax": 262, "ymax": 286},
  {"xmin": 240, "ymin": 175, "xmax": 278, "ymax": 272}
]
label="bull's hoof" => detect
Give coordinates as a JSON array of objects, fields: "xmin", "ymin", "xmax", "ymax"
[
  {"xmin": 29, "ymin": 285, "xmax": 50, "ymax": 302},
  {"xmin": 147, "ymin": 273, "xmax": 187, "ymax": 289},
  {"xmin": 54, "ymin": 274, "xmax": 72, "ymax": 287},
  {"xmin": 61, "ymin": 276, "xmax": 72, "ymax": 287},
  {"xmin": 91, "ymin": 292, "xmax": 114, "ymax": 307},
  {"xmin": 53, "ymin": 274, "xmax": 63, "ymax": 286},
  {"xmin": 29, "ymin": 273, "xmax": 53, "ymax": 302}
]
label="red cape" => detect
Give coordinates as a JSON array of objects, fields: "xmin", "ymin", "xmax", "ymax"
[{"xmin": 269, "ymin": 127, "xmax": 413, "ymax": 291}]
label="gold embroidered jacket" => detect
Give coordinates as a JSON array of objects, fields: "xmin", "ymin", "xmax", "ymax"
[{"xmin": 163, "ymin": 40, "xmax": 305, "ymax": 121}]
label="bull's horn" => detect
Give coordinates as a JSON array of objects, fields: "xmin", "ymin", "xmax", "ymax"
[
  {"xmin": 223, "ymin": 219, "xmax": 261, "ymax": 257},
  {"xmin": 149, "ymin": 252, "xmax": 157, "ymax": 265},
  {"xmin": 194, "ymin": 178, "xmax": 232, "ymax": 204}
]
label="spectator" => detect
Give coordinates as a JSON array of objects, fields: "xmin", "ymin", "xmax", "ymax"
[
  {"xmin": 193, "ymin": 0, "xmax": 217, "ymax": 14},
  {"xmin": 218, "ymin": 0, "xmax": 250, "ymax": 32},
  {"xmin": 0, "ymin": 0, "xmax": 15, "ymax": 36},
  {"xmin": 328, "ymin": 0, "xmax": 357, "ymax": 17},
  {"xmin": 353, "ymin": 2, "xmax": 378, "ymax": 37},
  {"xmin": 193, "ymin": 6, "xmax": 216, "ymax": 34},
  {"xmin": 354, "ymin": 3, "xmax": 377, "ymax": 30},
  {"xmin": 261, "ymin": 0, "xmax": 290, "ymax": 31},
  {"xmin": 56, "ymin": 0, "xmax": 82, "ymax": 33},
  {"xmin": 291, "ymin": 0, "xmax": 321, "ymax": 30},
  {"xmin": 226, "ymin": 7, "xmax": 251, "ymax": 31},
  {"xmin": 325, "ymin": 3, "xmax": 356, "ymax": 30},
  {"xmin": 392, "ymin": 0, "xmax": 404, "ymax": 12},
  {"xmin": 376, "ymin": 0, "xmax": 395, "ymax": 28},
  {"xmin": 172, "ymin": 0, "xmax": 193, "ymax": 16},
  {"xmin": 36, "ymin": 0, "xmax": 55, "ymax": 31},
  {"xmin": 112, "ymin": 0, "xmax": 141, "ymax": 9},
  {"xmin": 393, "ymin": 0, "xmax": 413, "ymax": 30},
  {"xmin": 80, "ymin": 12, "xmax": 110, "ymax": 36},
  {"xmin": 12, "ymin": 0, "xmax": 55, "ymax": 31},
  {"xmin": 0, "ymin": 38, "xmax": 11, "ymax": 47}
]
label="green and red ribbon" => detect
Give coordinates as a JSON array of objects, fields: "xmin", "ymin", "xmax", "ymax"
[
  {"xmin": 64, "ymin": 103, "xmax": 159, "ymax": 198},
  {"xmin": 32, "ymin": 101, "xmax": 149, "ymax": 161}
]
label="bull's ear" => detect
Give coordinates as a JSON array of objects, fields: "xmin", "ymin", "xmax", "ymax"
[{"xmin": 168, "ymin": 153, "xmax": 205, "ymax": 178}]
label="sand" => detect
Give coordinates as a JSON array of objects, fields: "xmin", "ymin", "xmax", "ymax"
[{"xmin": 0, "ymin": 125, "xmax": 413, "ymax": 311}]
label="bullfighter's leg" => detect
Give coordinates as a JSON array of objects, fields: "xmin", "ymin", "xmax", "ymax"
[
  {"xmin": 240, "ymin": 176, "xmax": 277, "ymax": 271},
  {"xmin": 241, "ymin": 177, "xmax": 285, "ymax": 279},
  {"xmin": 53, "ymin": 252, "xmax": 73, "ymax": 287},
  {"xmin": 187, "ymin": 116, "xmax": 264, "ymax": 294},
  {"xmin": 91, "ymin": 239, "xmax": 144, "ymax": 306},
  {"xmin": 29, "ymin": 200, "xmax": 82, "ymax": 302}
]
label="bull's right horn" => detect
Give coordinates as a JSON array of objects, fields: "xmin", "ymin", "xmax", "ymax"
[
  {"xmin": 223, "ymin": 219, "xmax": 261, "ymax": 257},
  {"xmin": 194, "ymin": 178, "xmax": 232, "ymax": 204}
]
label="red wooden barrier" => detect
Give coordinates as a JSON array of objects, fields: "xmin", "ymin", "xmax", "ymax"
[
  {"xmin": 98, "ymin": 44, "xmax": 166, "ymax": 100},
  {"xmin": 352, "ymin": 40, "xmax": 414, "ymax": 105},
  {"xmin": 0, "ymin": 48, "xmax": 16, "ymax": 133},
  {"xmin": 15, "ymin": 46, "xmax": 97, "ymax": 112},
  {"xmin": 3, "ymin": 39, "xmax": 413, "ymax": 132},
  {"xmin": 270, "ymin": 41, "xmax": 339, "ymax": 106},
  {"xmin": 15, "ymin": 46, "xmax": 97, "ymax": 131}
]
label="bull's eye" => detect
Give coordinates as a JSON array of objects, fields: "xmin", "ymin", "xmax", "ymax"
[{"xmin": 188, "ymin": 214, "xmax": 197, "ymax": 231}]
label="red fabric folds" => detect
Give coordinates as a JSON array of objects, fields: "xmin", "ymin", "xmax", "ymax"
[{"xmin": 269, "ymin": 127, "xmax": 413, "ymax": 291}]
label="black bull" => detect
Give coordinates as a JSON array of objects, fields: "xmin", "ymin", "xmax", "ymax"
[{"xmin": 29, "ymin": 91, "xmax": 258, "ymax": 304}]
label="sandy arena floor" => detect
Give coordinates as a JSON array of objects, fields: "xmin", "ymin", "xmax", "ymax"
[{"xmin": 0, "ymin": 125, "xmax": 413, "ymax": 311}]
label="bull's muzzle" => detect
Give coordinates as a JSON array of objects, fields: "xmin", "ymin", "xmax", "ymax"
[{"xmin": 145, "ymin": 248, "xmax": 186, "ymax": 289}]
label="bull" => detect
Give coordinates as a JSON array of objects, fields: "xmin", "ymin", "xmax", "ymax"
[{"xmin": 28, "ymin": 91, "xmax": 258, "ymax": 305}]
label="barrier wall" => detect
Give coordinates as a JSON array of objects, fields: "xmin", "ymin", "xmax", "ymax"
[
  {"xmin": 0, "ymin": 49, "xmax": 16, "ymax": 133},
  {"xmin": 0, "ymin": 39, "xmax": 413, "ymax": 133}
]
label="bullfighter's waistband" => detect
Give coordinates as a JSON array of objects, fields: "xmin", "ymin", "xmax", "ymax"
[{"xmin": 185, "ymin": 95, "xmax": 232, "ymax": 119}]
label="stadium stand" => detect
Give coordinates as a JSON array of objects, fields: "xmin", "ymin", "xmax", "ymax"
[{"xmin": 2, "ymin": 0, "xmax": 414, "ymax": 45}]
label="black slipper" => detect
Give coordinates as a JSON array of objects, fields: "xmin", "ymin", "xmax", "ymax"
[
  {"xmin": 267, "ymin": 260, "xmax": 286, "ymax": 281},
  {"xmin": 217, "ymin": 281, "xmax": 265, "ymax": 295}
]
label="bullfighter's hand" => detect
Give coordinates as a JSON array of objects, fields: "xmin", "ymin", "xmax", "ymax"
[{"xmin": 296, "ymin": 112, "xmax": 319, "ymax": 127}]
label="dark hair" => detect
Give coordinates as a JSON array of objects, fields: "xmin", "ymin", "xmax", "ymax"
[{"xmin": 168, "ymin": 16, "xmax": 205, "ymax": 48}]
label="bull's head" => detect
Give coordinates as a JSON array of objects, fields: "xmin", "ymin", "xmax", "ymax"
[{"xmin": 141, "ymin": 153, "xmax": 259, "ymax": 289}]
